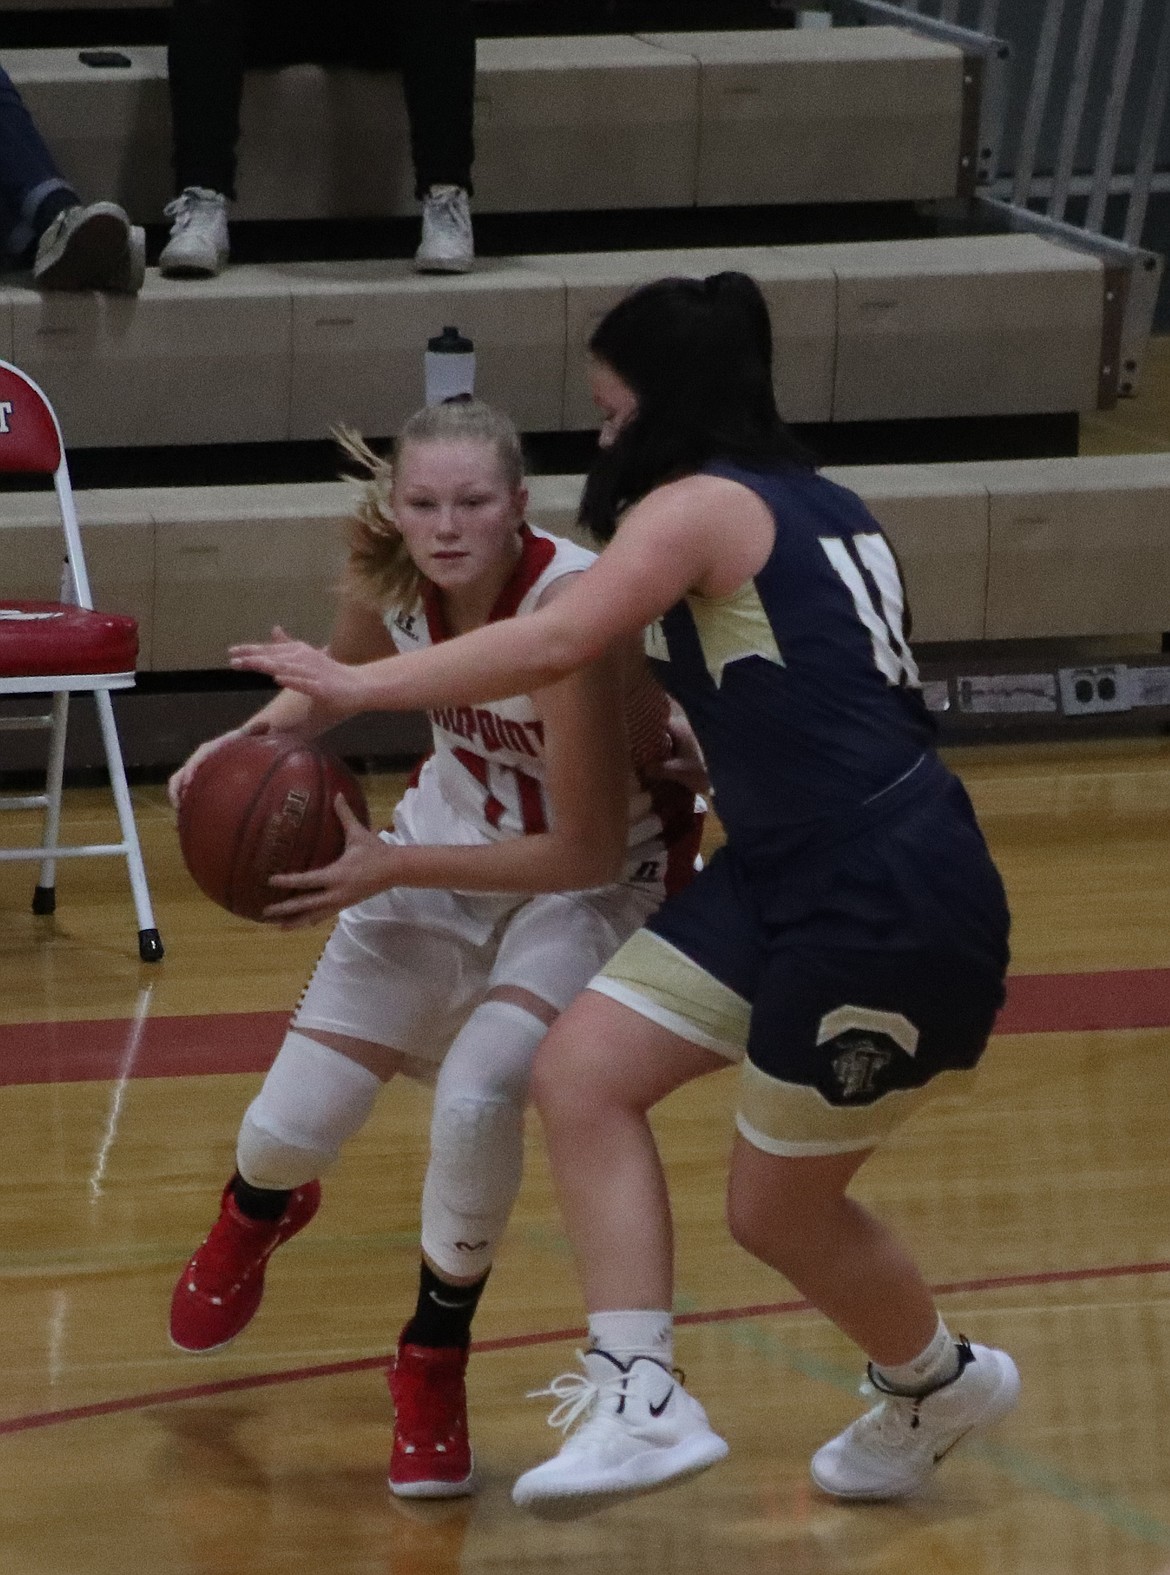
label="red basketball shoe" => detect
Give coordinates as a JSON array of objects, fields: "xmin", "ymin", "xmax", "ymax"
[
  {"xmin": 169, "ymin": 1179, "xmax": 321, "ymax": 1352},
  {"xmin": 388, "ymin": 1339, "xmax": 477, "ymax": 1498}
]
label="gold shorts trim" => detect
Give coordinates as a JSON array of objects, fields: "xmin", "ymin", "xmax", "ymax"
[
  {"xmin": 588, "ymin": 929, "xmax": 749, "ymax": 1061},
  {"xmin": 591, "ymin": 930, "xmax": 977, "ymax": 1155},
  {"xmin": 736, "ymin": 1062, "xmax": 977, "ymax": 1158}
]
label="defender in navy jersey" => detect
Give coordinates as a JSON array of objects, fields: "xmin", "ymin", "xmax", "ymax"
[
  {"xmin": 233, "ymin": 274, "xmax": 1020, "ymax": 1515},
  {"xmin": 599, "ymin": 458, "xmax": 1010, "ymax": 1166},
  {"xmin": 645, "ymin": 460, "xmax": 936, "ymax": 864}
]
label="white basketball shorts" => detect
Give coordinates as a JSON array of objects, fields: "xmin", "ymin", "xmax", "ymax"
[{"xmin": 293, "ymin": 832, "xmax": 658, "ymax": 1073}]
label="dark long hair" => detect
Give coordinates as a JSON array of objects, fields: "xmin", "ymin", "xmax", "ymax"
[{"xmin": 578, "ymin": 271, "xmax": 815, "ymax": 540}]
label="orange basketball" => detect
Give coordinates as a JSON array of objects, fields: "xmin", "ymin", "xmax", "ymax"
[{"xmin": 178, "ymin": 733, "xmax": 369, "ymax": 922}]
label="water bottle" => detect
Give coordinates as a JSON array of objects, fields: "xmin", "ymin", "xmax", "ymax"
[{"xmin": 424, "ymin": 326, "xmax": 475, "ymax": 406}]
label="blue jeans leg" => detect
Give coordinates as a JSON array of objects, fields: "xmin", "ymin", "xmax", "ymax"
[{"xmin": 0, "ymin": 65, "xmax": 79, "ymax": 263}]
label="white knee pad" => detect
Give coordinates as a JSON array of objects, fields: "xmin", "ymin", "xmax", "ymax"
[
  {"xmin": 236, "ymin": 1029, "xmax": 382, "ymax": 1191},
  {"xmin": 420, "ymin": 999, "xmax": 547, "ymax": 1279}
]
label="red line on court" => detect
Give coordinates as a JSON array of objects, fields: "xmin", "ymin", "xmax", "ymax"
[
  {"xmin": 993, "ymin": 968, "xmax": 1170, "ymax": 1034},
  {"xmin": 0, "ymin": 1009, "xmax": 288, "ymax": 1086},
  {"xmin": 2, "ymin": 1259, "xmax": 1167, "ymax": 1438},
  {"xmin": 1, "ymin": 967, "xmax": 1169, "ymax": 1087}
]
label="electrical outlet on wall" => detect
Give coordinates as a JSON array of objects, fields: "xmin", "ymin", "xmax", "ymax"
[{"xmin": 1057, "ymin": 664, "xmax": 1132, "ymax": 716}]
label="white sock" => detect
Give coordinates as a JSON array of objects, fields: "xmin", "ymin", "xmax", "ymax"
[
  {"xmin": 588, "ymin": 1310, "xmax": 674, "ymax": 1368},
  {"xmin": 872, "ymin": 1315, "xmax": 961, "ymax": 1395}
]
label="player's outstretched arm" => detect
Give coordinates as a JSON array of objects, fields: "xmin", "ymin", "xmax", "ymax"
[
  {"xmin": 230, "ymin": 480, "xmax": 726, "ymax": 714},
  {"xmin": 170, "ymin": 600, "xmax": 395, "ymax": 806},
  {"xmin": 262, "ymin": 651, "xmax": 628, "ymax": 926}
]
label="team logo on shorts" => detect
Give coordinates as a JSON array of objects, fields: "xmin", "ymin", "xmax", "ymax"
[
  {"xmin": 829, "ymin": 1033, "xmax": 894, "ymax": 1100},
  {"xmin": 816, "ymin": 1005, "xmax": 919, "ymax": 1105}
]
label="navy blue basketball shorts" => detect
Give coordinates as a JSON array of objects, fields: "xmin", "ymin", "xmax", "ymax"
[{"xmin": 588, "ymin": 781, "xmax": 1010, "ymax": 1158}]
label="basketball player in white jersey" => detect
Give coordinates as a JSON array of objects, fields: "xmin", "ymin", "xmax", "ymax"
[{"xmin": 165, "ymin": 399, "xmax": 701, "ymax": 1500}]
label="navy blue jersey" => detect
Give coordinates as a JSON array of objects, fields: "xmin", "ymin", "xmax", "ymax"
[{"xmin": 646, "ymin": 461, "xmax": 937, "ymax": 865}]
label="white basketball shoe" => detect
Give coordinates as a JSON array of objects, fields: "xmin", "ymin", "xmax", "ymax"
[
  {"xmin": 511, "ymin": 1349, "xmax": 729, "ymax": 1517},
  {"xmin": 160, "ymin": 187, "xmax": 230, "ymax": 278},
  {"xmin": 811, "ymin": 1338, "xmax": 1020, "ymax": 1500},
  {"xmin": 414, "ymin": 185, "xmax": 474, "ymax": 274}
]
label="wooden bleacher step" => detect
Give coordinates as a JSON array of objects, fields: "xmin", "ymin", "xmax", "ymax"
[
  {"xmin": 4, "ymin": 456, "xmax": 1169, "ymax": 672},
  {"xmin": 4, "ymin": 29, "xmax": 976, "ymax": 224},
  {"xmin": 0, "ymin": 236, "xmax": 1108, "ymax": 450}
]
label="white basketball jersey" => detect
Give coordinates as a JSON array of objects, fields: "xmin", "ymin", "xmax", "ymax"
[{"xmin": 384, "ymin": 524, "xmax": 699, "ymax": 894}]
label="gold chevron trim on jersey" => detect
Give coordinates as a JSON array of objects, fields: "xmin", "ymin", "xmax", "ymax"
[{"xmin": 687, "ymin": 580, "xmax": 783, "ymax": 687}]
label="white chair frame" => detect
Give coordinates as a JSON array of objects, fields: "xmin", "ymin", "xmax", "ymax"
[{"xmin": 0, "ymin": 360, "xmax": 163, "ymax": 962}]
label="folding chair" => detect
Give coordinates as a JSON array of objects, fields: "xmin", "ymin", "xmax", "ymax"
[{"xmin": 0, "ymin": 360, "xmax": 163, "ymax": 962}]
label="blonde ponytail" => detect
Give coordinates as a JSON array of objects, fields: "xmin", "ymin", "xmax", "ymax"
[{"xmin": 335, "ymin": 426, "xmax": 425, "ymax": 613}]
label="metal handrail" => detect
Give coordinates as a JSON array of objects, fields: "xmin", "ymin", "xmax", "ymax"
[{"xmin": 836, "ymin": 0, "xmax": 1167, "ymax": 400}]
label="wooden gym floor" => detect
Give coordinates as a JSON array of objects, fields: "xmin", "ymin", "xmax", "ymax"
[
  {"xmin": 2, "ymin": 739, "xmax": 1169, "ymax": 1575},
  {"xmin": 2, "ymin": 362, "xmax": 1170, "ymax": 1573}
]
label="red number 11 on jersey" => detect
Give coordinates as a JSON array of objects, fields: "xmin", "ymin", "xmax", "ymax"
[{"xmin": 452, "ymin": 747, "xmax": 548, "ymax": 835}]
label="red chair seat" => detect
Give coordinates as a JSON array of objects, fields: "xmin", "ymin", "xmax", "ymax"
[{"xmin": 0, "ymin": 600, "xmax": 138, "ymax": 678}]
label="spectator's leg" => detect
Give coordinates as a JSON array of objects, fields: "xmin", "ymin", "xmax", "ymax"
[
  {"xmin": 0, "ymin": 64, "xmax": 141, "ymax": 292},
  {"xmin": 394, "ymin": 0, "xmax": 476, "ymax": 273},
  {"xmin": 394, "ymin": 0, "xmax": 475, "ymax": 199},
  {"xmin": 167, "ymin": 0, "xmax": 248, "ymax": 198},
  {"xmin": 0, "ymin": 64, "xmax": 79, "ymax": 264},
  {"xmin": 161, "ymin": 0, "xmax": 247, "ymax": 276}
]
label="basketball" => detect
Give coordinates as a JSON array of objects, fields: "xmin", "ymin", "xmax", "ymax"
[
  {"xmin": 626, "ymin": 670, "xmax": 673, "ymax": 770},
  {"xmin": 177, "ymin": 733, "xmax": 370, "ymax": 922}
]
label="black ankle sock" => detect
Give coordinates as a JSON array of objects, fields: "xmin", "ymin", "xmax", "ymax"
[
  {"xmin": 401, "ymin": 1261, "xmax": 489, "ymax": 1349},
  {"xmin": 230, "ymin": 1172, "xmax": 292, "ymax": 1222}
]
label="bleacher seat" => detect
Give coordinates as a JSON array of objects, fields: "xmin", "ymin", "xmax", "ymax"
[
  {"xmin": 977, "ymin": 455, "xmax": 1170, "ymax": 640},
  {"xmin": 532, "ymin": 461, "xmax": 1170, "ymax": 643},
  {"xmin": 821, "ymin": 235, "xmax": 1104, "ymax": 421},
  {"xmin": 4, "ymin": 456, "xmax": 1168, "ymax": 670},
  {"xmin": 3, "ymin": 30, "xmax": 976, "ymax": 224},
  {"xmin": 0, "ymin": 236, "xmax": 1109, "ymax": 448},
  {"xmin": 639, "ymin": 28, "xmax": 970, "ymax": 205},
  {"xmin": 286, "ymin": 260, "xmax": 566, "ymax": 441},
  {"xmin": 148, "ymin": 482, "xmax": 351, "ymax": 669},
  {"xmin": 546, "ymin": 245, "xmax": 836, "ymax": 426},
  {"xmin": 2, "ymin": 267, "xmax": 296, "ymax": 447}
]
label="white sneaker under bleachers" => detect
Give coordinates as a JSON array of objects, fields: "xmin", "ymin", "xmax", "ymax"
[
  {"xmin": 5, "ymin": 30, "xmax": 975, "ymax": 223},
  {"xmin": 3, "ymin": 455, "xmax": 1168, "ymax": 672}
]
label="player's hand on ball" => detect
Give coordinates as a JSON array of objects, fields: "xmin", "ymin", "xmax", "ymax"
[
  {"xmin": 642, "ymin": 711, "xmax": 710, "ymax": 795},
  {"xmin": 167, "ymin": 718, "xmax": 274, "ymax": 808},
  {"xmin": 263, "ymin": 795, "xmax": 396, "ymax": 926},
  {"xmin": 229, "ymin": 628, "xmax": 372, "ymax": 715}
]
